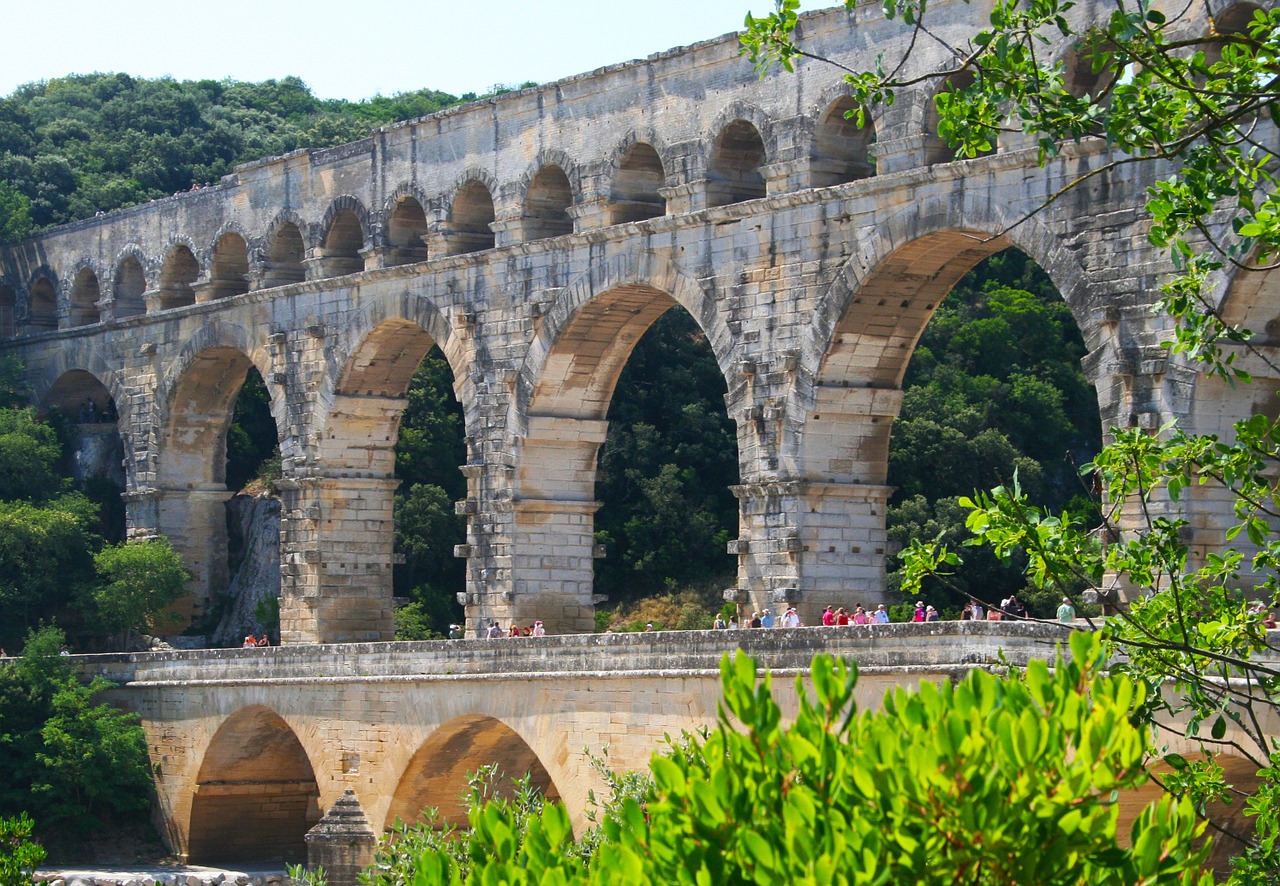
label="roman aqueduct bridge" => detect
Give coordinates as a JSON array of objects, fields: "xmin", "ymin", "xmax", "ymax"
[{"xmin": 2, "ymin": 0, "xmax": 1274, "ymax": 642}]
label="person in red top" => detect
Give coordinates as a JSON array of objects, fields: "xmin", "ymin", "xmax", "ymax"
[
  {"xmin": 913, "ymin": 602, "xmax": 927, "ymax": 623},
  {"xmin": 835, "ymin": 607, "xmax": 850, "ymax": 626},
  {"xmin": 821, "ymin": 606, "xmax": 835, "ymax": 626}
]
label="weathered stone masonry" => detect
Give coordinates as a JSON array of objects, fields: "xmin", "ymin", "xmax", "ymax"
[{"xmin": 1, "ymin": 0, "xmax": 1274, "ymax": 642}]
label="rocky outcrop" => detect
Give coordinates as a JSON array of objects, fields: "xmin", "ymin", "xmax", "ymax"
[{"xmin": 211, "ymin": 493, "xmax": 281, "ymax": 647}]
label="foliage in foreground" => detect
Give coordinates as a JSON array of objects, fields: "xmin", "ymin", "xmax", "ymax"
[
  {"xmin": 744, "ymin": 0, "xmax": 1280, "ymax": 878},
  {"xmin": 0, "ymin": 813, "xmax": 45, "ymax": 886},
  {"xmin": 0, "ymin": 626, "xmax": 152, "ymax": 836},
  {"xmin": 381, "ymin": 637, "xmax": 1210, "ymax": 885}
]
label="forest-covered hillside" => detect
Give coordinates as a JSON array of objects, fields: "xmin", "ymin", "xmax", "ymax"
[{"xmin": 0, "ymin": 73, "xmax": 530, "ymax": 239}]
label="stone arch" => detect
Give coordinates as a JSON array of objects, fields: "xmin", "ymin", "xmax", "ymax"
[
  {"xmin": 1060, "ymin": 42, "xmax": 1116, "ymax": 101},
  {"xmin": 320, "ymin": 302, "xmax": 464, "ymax": 475},
  {"xmin": 26, "ymin": 268, "xmax": 58, "ymax": 331},
  {"xmin": 517, "ymin": 252, "xmax": 734, "ymax": 425},
  {"xmin": 188, "ymin": 705, "xmax": 321, "ymax": 864},
  {"xmin": 0, "ymin": 282, "xmax": 15, "ymax": 339},
  {"xmin": 811, "ymin": 92, "xmax": 877, "ymax": 186},
  {"xmin": 704, "ymin": 105, "xmax": 773, "ymax": 207},
  {"xmin": 607, "ymin": 136, "xmax": 667, "ymax": 224},
  {"xmin": 520, "ymin": 155, "xmax": 576, "ymax": 241},
  {"xmin": 156, "ymin": 326, "xmax": 279, "ymax": 623},
  {"xmin": 158, "ymin": 242, "xmax": 201, "ymax": 310},
  {"xmin": 41, "ymin": 368, "xmax": 116, "ymax": 418},
  {"xmin": 317, "ymin": 196, "xmax": 371, "ymax": 277},
  {"xmin": 111, "ymin": 248, "xmax": 150, "ymax": 319},
  {"xmin": 67, "ymin": 263, "xmax": 102, "ymax": 327},
  {"xmin": 41, "ymin": 369, "xmax": 125, "ymax": 487},
  {"xmin": 262, "ymin": 213, "xmax": 308, "ymax": 288},
  {"xmin": 156, "ymin": 327, "xmax": 279, "ymax": 485},
  {"xmin": 382, "ymin": 186, "xmax": 430, "ymax": 265},
  {"xmin": 1204, "ymin": 3, "xmax": 1262, "ymax": 66},
  {"xmin": 923, "ymin": 68, "xmax": 995, "ymax": 163},
  {"xmin": 208, "ymin": 228, "xmax": 251, "ymax": 300},
  {"xmin": 1115, "ymin": 751, "xmax": 1263, "ymax": 880},
  {"xmin": 27, "ymin": 345, "xmax": 128, "ymax": 425},
  {"xmin": 507, "ymin": 254, "xmax": 732, "ymax": 631},
  {"xmin": 384, "ymin": 714, "xmax": 561, "ymax": 830},
  {"xmin": 446, "ymin": 176, "xmax": 497, "ymax": 255}
]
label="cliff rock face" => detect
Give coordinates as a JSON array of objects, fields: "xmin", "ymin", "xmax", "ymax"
[
  {"xmin": 213, "ymin": 493, "xmax": 281, "ymax": 646},
  {"xmin": 73, "ymin": 425, "xmax": 125, "ymax": 486}
]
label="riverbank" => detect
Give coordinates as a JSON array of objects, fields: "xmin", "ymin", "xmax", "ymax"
[{"xmin": 35, "ymin": 866, "xmax": 288, "ymax": 886}]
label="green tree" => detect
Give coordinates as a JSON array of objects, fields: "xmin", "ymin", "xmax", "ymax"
[
  {"xmin": 743, "ymin": 0, "xmax": 1280, "ymax": 878},
  {"xmin": 0, "ymin": 626, "xmax": 151, "ymax": 836},
  {"xmin": 391, "ymin": 636, "xmax": 1213, "ymax": 884},
  {"xmin": 88, "ymin": 538, "xmax": 190, "ymax": 645},
  {"xmin": 0, "ymin": 813, "xmax": 45, "ymax": 886}
]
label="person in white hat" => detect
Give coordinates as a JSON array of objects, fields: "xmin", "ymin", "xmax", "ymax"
[{"xmin": 781, "ymin": 607, "xmax": 801, "ymax": 628}]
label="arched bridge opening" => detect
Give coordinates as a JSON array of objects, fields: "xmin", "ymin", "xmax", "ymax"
[
  {"xmin": 384, "ymin": 714, "xmax": 560, "ymax": 831},
  {"xmin": 187, "ymin": 706, "xmax": 320, "ymax": 864}
]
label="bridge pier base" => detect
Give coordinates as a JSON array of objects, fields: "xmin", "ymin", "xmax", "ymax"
[
  {"xmin": 278, "ymin": 476, "xmax": 398, "ymax": 644},
  {"xmin": 732, "ymin": 480, "xmax": 893, "ymax": 627}
]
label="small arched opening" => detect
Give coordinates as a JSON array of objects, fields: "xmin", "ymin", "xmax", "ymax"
[
  {"xmin": 813, "ymin": 97, "xmax": 876, "ymax": 186},
  {"xmin": 262, "ymin": 222, "xmax": 306, "ymax": 288},
  {"xmin": 0, "ymin": 285, "xmax": 15, "ymax": 338},
  {"xmin": 188, "ymin": 706, "xmax": 320, "ymax": 864},
  {"xmin": 609, "ymin": 143, "xmax": 666, "ymax": 224},
  {"xmin": 69, "ymin": 269, "xmax": 102, "ymax": 327},
  {"xmin": 523, "ymin": 165, "xmax": 574, "ymax": 241},
  {"xmin": 209, "ymin": 232, "xmax": 250, "ymax": 300},
  {"xmin": 158, "ymin": 245, "xmax": 199, "ymax": 310},
  {"xmin": 385, "ymin": 715, "xmax": 559, "ymax": 830},
  {"xmin": 448, "ymin": 181, "xmax": 496, "ymax": 255},
  {"xmin": 318, "ymin": 209, "xmax": 366, "ymax": 277},
  {"xmin": 27, "ymin": 278, "xmax": 56, "ymax": 331},
  {"xmin": 112, "ymin": 257, "xmax": 147, "ymax": 319},
  {"xmin": 707, "ymin": 120, "xmax": 767, "ymax": 207},
  {"xmin": 923, "ymin": 69, "xmax": 995, "ymax": 164},
  {"xmin": 386, "ymin": 196, "xmax": 429, "ymax": 265}
]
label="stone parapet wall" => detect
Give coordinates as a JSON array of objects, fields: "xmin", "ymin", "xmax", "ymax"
[{"xmin": 80, "ymin": 621, "xmax": 1074, "ymax": 686}]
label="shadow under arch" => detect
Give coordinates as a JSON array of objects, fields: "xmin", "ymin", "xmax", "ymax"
[
  {"xmin": 384, "ymin": 714, "xmax": 560, "ymax": 831},
  {"xmin": 1116, "ymin": 751, "xmax": 1262, "ymax": 880},
  {"xmin": 188, "ymin": 705, "xmax": 321, "ymax": 864}
]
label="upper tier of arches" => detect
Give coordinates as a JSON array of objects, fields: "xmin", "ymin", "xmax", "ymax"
[{"xmin": 0, "ymin": 4, "xmax": 1154, "ymax": 339}]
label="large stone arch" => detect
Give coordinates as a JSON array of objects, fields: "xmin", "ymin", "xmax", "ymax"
[
  {"xmin": 503, "ymin": 252, "xmax": 733, "ymax": 632},
  {"xmin": 155, "ymin": 323, "xmax": 279, "ymax": 625},
  {"xmin": 40, "ymin": 368, "xmax": 126, "ymax": 488},
  {"xmin": 737, "ymin": 208, "xmax": 1104, "ymax": 624},
  {"xmin": 282, "ymin": 296, "xmax": 467, "ymax": 645},
  {"xmin": 187, "ymin": 705, "xmax": 321, "ymax": 864},
  {"xmin": 384, "ymin": 713, "xmax": 562, "ymax": 831},
  {"xmin": 1177, "ymin": 254, "xmax": 1280, "ymax": 575}
]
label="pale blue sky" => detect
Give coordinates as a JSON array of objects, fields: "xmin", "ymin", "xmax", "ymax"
[{"xmin": 1, "ymin": 0, "xmax": 823, "ymax": 101}]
